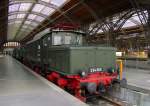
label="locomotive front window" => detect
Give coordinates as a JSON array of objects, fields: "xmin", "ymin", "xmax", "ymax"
[
  {"xmin": 53, "ymin": 35, "xmax": 62, "ymax": 45},
  {"xmin": 64, "ymin": 35, "xmax": 71, "ymax": 44},
  {"xmin": 52, "ymin": 31, "xmax": 83, "ymax": 45}
]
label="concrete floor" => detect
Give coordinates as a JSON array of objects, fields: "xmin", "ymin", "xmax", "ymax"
[
  {"xmin": 117, "ymin": 67, "xmax": 150, "ymax": 106},
  {"xmin": 124, "ymin": 67, "xmax": 150, "ymax": 93},
  {"xmin": 0, "ymin": 56, "xmax": 87, "ymax": 106},
  {"xmin": 123, "ymin": 60, "xmax": 150, "ymax": 70}
]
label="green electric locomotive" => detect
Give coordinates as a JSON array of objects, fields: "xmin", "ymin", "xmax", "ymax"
[{"xmin": 13, "ymin": 23, "xmax": 121, "ymax": 101}]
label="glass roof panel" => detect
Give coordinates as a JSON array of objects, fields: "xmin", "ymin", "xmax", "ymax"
[
  {"xmin": 19, "ymin": 3, "xmax": 32, "ymax": 11},
  {"xmin": 24, "ymin": 21, "xmax": 31, "ymax": 25},
  {"xmin": 41, "ymin": 0, "xmax": 51, "ymax": 3},
  {"xmin": 8, "ymin": 0, "xmax": 69, "ymax": 41},
  {"xmin": 41, "ymin": 7, "xmax": 54, "ymax": 15},
  {"xmin": 8, "ymin": 15, "xmax": 16, "ymax": 20},
  {"xmin": 28, "ymin": 14, "xmax": 37, "ymax": 20},
  {"xmin": 32, "ymin": 4, "xmax": 45, "ymax": 13},
  {"xmin": 35, "ymin": 16, "xmax": 45, "ymax": 22},
  {"xmin": 22, "ymin": 27, "xmax": 34, "ymax": 31},
  {"xmin": 15, "ymin": 20, "xmax": 22, "ymax": 24},
  {"xmin": 17, "ymin": 14, "xmax": 26, "ymax": 19},
  {"xmin": 31, "ymin": 22, "xmax": 39, "ymax": 26},
  {"xmin": 122, "ymin": 20, "xmax": 137, "ymax": 28},
  {"xmin": 9, "ymin": 4, "xmax": 20, "ymax": 12},
  {"xmin": 51, "ymin": 0, "xmax": 67, "ymax": 6},
  {"xmin": 20, "ymin": 28, "xmax": 32, "ymax": 32},
  {"xmin": 22, "ymin": 25, "xmax": 28, "ymax": 29}
]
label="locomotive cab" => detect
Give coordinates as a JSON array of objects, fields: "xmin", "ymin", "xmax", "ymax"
[{"xmin": 41, "ymin": 30, "xmax": 84, "ymax": 47}]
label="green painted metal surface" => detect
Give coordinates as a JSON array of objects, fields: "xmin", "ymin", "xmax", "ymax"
[{"xmin": 46, "ymin": 46, "xmax": 116, "ymax": 74}]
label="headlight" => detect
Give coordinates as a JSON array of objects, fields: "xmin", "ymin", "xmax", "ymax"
[
  {"xmin": 79, "ymin": 71, "xmax": 87, "ymax": 77},
  {"xmin": 81, "ymin": 71, "xmax": 86, "ymax": 76}
]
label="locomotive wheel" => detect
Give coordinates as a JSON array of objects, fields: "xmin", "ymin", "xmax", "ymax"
[{"xmin": 98, "ymin": 83, "xmax": 106, "ymax": 93}]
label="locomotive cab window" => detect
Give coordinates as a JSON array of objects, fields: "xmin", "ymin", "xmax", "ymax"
[
  {"xmin": 52, "ymin": 31, "xmax": 83, "ymax": 46},
  {"xmin": 64, "ymin": 35, "xmax": 72, "ymax": 44},
  {"xmin": 53, "ymin": 35, "xmax": 62, "ymax": 45}
]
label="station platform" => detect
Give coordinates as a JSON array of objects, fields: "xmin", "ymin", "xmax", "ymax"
[
  {"xmin": 107, "ymin": 67, "xmax": 150, "ymax": 106},
  {"xmin": 0, "ymin": 56, "xmax": 87, "ymax": 106},
  {"xmin": 124, "ymin": 67, "xmax": 150, "ymax": 94},
  {"xmin": 123, "ymin": 59, "xmax": 150, "ymax": 70}
]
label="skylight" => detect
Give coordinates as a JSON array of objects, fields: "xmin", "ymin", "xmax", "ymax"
[
  {"xmin": 8, "ymin": 0, "xmax": 69, "ymax": 41},
  {"xmin": 8, "ymin": 15, "xmax": 16, "ymax": 20},
  {"xmin": 35, "ymin": 16, "xmax": 45, "ymax": 22},
  {"xmin": 41, "ymin": 0, "xmax": 51, "ymax": 3},
  {"xmin": 28, "ymin": 14, "xmax": 37, "ymax": 20},
  {"xmin": 19, "ymin": 3, "xmax": 32, "ymax": 11},
  {"xmin": 41, "ymin": 7, "xmax": 54, "ymax": 15},
  {"xmin": 32, "ymin": 4, "xmax": 45, "ymax": 13},
  {"xmin": 9, "ymin": 4, "xmax": 20, "ymax": 12},
  {"xmin": 17, "ymin": 14, "xmax": 26, "ymax": 19},
  {"xmin": 51, "ymin": 0, "xmax": 67, "ymax": 6},
  {"xmin": 24, "ymin": 21, "xmax": 31, "ymax": 25}
]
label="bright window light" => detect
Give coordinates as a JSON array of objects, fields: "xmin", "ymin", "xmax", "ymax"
[
  {"xmin": 9, "ymin": 4, "xmax": 20, "ymax": 12},
  {"xmin": 17, "ymin": 14, "xmax": 26, "ymax": 19},
  {"xmin": 22, "ymin": 25, "xmax": 28, "ymax": 29},
  {"xmin": 35, "ymin": 16, "xmax": 45, "ymax": 22},
  {"xmin": 28, "ymin": 14, "xmax": 37, "ymax": 20},
  {"xmin": 41, "ymin": 0, "xmax": 51, "ymax": 3},
  {"xmin": 15, "ymin": 21, "xmax": 22, "ymax": 24},
  {"xmin": 21, "ymin": 28, "xmax": 31, "ymax": 32},
  {"xmin": 24, "ymin": 21, "xmax": 31, "ymax": 25},
  {"xmin": 8, "ymin": 15, "xmax": 16, "ymax": 20},
  {"xmin": 32, "ymin": 4, "xmax": 45, "ymax": 12},
  {"xmin": 122, "ymin": 20, "xmax": 137, "ymax": 28},
  {"xmin": 22, "ymin": 25, "xmax": 34, "ymax": 30},
  {"xmin": 31, "ymin": 22, "xmax": 38, "ymax": 26},
  {"xmin": 51, "ymin": 0, "xmax": 67, "ymax": 6},
  {"xmin": 41, "ymin": 7, "xmax": 54, "ymax": 15},
  {"xmin": 19, "ymin": 3, "xmax": 32, "ymax": 11},
  {"xmin": 97, "ymin": 29, "xmax": 103, "ymax": 33}
]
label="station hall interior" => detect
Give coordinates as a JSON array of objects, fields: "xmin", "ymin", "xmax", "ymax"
[{"xmin": 0, "ymin": 0, "xmax": 150, "ymax": 106}]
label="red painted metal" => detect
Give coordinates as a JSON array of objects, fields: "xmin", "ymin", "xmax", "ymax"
[
  {"xmin": 57, "ymin": 78, "xmax": 68, "ymax": 88},
  {"xmin": 51, "ymin": 23, "xmax": 80, "ymax": 30},
  {"xmin": 67, "ymin": 72, "xmax": 117, "ymax": 86},
  {"xmin": 47, "ymin": 71, "xmax": 118, "ymax": 101},
  {"xmin": 47, "ymin": 72, "xmax": 60, "ymax": 82},
  {"xmin": 75, "ymin": 89, "xmax": 86, "ymax": 102}
]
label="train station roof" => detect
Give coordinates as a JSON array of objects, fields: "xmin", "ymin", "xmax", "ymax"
[
  {"xmin": 8, "ymin": 0, "xmax": 68, "ymax": 41},
  {"xmin": 0, "ymin": 0, "xmax": 149, "ymax": 46}
]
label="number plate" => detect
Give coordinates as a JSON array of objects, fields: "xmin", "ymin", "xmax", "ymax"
[{"xmin": 89, "ymin": 67, "xmax": 103, "ymax": 72}]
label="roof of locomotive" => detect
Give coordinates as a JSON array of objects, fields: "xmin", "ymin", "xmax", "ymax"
[{"xmin": 27, "ymin": 29, "xmax": 85, "ymax": 44}]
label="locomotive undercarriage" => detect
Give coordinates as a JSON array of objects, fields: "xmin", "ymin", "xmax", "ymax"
[{"xmin": 27, "ymin": 62, "xmax": 119, "ymax": 101}]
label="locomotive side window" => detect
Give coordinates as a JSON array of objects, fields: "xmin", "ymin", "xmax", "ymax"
[
  {"xmin": 53, "ymin": 35, "xmax": 62, "ymax": 45},
  {"xmin": 43, "ymin": 36, "xmax": 49, "ymax": 47},
  {"xmin": 64, "ymin": 35, "xmax": 71, "ymax": 44},
  {"xmin": 52, "ymin": 32, "xmax": 83, "ymax": 45},
  {"xmin": 38, "ymin": 45, "xmax": 40, "ymax": 49}
]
